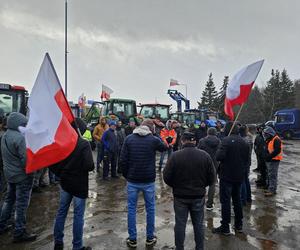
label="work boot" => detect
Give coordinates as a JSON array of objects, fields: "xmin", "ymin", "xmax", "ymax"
[
  {"xmin": 13, "ymin": 231, "xmax": 37, "ymax": 243},
  {"xmin": 0, "ymin": 225, "xmax": 12, "ymax": 235},
  {"xmin": 212, "ymin": 226, "xmax": 230, "ymax": 236},
  {"xmin": 54, "ymin": 243, "xmax": 64, "ymax": 250},
  {"xmin": 126, "ymin": 238, "xmax": 137, "ymax": 248}
]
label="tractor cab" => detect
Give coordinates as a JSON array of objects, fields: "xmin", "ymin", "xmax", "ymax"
[
  {"xmin": 171, "ymin": 112, "xmax": 196, "ymax": 127},
  {"xmin": 101, "ymin": 98, "xmax": 137, "ymax": 124},
  {"xmin": 0, "ymin": 83, "xmax": 28, "ymax": 117},
  {"xmin": 139, "ymin": 104, "xmax": 170, "ymax": 123}
]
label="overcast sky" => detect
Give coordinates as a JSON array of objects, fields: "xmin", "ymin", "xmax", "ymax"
[{"xmin": 0, "ymin": 0, "xmax": 299, "ymax": 108}]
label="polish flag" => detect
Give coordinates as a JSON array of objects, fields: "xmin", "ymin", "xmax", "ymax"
[
  {"xmin": 100, "ymin": 84, "xmax": 113, "ymax": 100},
  {"xmin": 225, "ymin": 60, "xmax": 264, "ymax": 120},
  {"xmin": 24, "ymin": 53, "xmax": 78, "ymax": 173},
  {"xmin": 170, "ymin": 79, "xmax": 180, "ymax": 87}
]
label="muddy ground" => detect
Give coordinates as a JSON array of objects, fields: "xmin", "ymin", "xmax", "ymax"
[{"xmin": 0, "ymin": 140, "xmax": 299, "ymax": 250}]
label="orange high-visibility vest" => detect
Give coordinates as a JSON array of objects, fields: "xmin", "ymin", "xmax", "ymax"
[{"xmin": 267, "ymin": 135, "xmax": 283, "ymax": 161}]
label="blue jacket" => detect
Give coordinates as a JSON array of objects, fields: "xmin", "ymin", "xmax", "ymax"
[
  {"xmin": 120, "ymin": 126, "xmax": 167, "ymax": 183},
  {"xmin": 101, "ymin": 128, "xmax": 118, "ymax": 154}
]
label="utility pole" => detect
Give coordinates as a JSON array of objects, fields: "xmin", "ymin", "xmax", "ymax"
[{"xmin": 65, "ymin": 0, "xmax": 68, "ymax": 98}]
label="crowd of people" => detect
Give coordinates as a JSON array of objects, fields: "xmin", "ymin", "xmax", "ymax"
[{"xmin": 0, "ymin": 112, "xmax": 283, "ymax": 250}]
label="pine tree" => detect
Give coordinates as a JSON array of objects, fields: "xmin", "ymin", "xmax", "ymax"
[
  {"xmin": 295, "ymin": 79, "xmax": 300, "ymax": 109},
  {"xmin": 216, "ymin": 76, "xmax": 229, "ymax": 118},
  {"xmin": 200, "ymin": 73, "xmax": 218, "ymax": 110},
  {"xmin": 279, "ymin": 69, "xmax": 294, "ymax": 108}
]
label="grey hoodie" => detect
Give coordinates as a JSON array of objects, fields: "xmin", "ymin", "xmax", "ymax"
[
  {"xmin": 133, "ymin": 125, "xmax": 152, "ymax": 136},
  {"xmin": 1, "ymin": 112, "xmax": 30, "ymax": 183}
]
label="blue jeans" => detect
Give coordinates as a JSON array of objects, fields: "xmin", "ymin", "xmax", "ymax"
[
  {"xmin": 127, "ymin": 182, "xmax": 155, "ymax": 240},
  {"xmin": 54, "ymin": 188, "xmax": 86, "ymax": 250},
  {"xmin": 159, "ymin": 148, "xmax": 173, "ymax": 168},
  {"xmin": 0, "ymin": 176, "xmax": 33, "ymax": 237},
  {"xmin": 96, "ymin": 142, "xmax": 104, "ymax": 168},
  {"xmin": 219, "ymin": 179, "xmax": 243, "ymax": 230},
  {"xmin": 266, "ymin": 161, "xmax": 280, "ymax": 193},
  {"xmin": 241, "ymin": 168, "xmax": 252, "ymax": 204},
  {"xmin": 174, "ymin": 197, "xmax": 205, "ymax": 250}
]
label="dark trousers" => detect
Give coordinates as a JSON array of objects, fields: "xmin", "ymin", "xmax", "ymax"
[
  {"xmin": 174, "ymin": 197, "xmax": 205, "ymax": 250},
  {"xmin": 257, "ymin": 156, "xmax": 267, "ymax": 185},
  {"xmin": 103, "ymin": 152, "xmax": 117, "ymax": 178},
  {"xmin": 0, "ymin": 177, "xmax": 33, "ymax": 236},
  {"xmin": 219, "ymin": 179, "xmax": 243, "ymax": 230},
  {"xmin": 241, "ymin": 167, "xmax": 252, "ymax": 204},
  {"xmin": 96, "ymin": 142, "xmax": 104, "ymax": 169}
]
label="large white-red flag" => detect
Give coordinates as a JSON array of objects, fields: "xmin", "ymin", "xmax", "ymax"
[
  {"xmin": 24, "ymin": 53, "xmax": 78, "ymax": 173},
  {"xmin": 100, "ymin": 84, "xmax": 113, "ymax": 100},
  {"xmin": 225, "ymin": 59, "xmax": 264, "ymax": 120},
  {"xmin": 170, "ymin": 79, "xmax": 180, "ymax": 87}
]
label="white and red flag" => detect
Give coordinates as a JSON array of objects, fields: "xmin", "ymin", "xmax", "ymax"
[
  {"xmin": 78, "ymin": 93, "xmax": 86, "ymax": 108},
  {"xmin": 225, "ymin": 59, "xmax": 264, "ymax": 120},
  {"xmin": 170, "ymin": 79, "xmax": 180, "ymax": 87},
  {"xmin": 100, "ymin": 84, "xmax": 113, "ymax": 100},
  {"xmin": 24, "ymin": 53, "xmax": 78, "ymax": 173}
]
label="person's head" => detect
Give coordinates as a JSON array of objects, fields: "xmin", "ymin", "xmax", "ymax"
[
  {"xmin": 109, "ymin": 120, "xmax": 117, "ymax": 130},
  {"xmin": 166, "ymin": 120, "xmax": 173, "ymax": 130},
  {"xmin": 216, "ymin": 120, "xmax": 222, "ymax": 129},
  {"xmin": 224, "ymin": 121, "xmax": 239, "ymax": 136},
  {"xmin": 200, "ymin": 121, "xmax": 206, "ymax": 128},
  {"xmin": 99, "ymin": 117, "xmax": 107, "ymax": 126},
  {"xmin": 129, "ymin": 118, "xmax": 136, "ymax": 128},
  {"xmin": 74, "ymin": 118, "xmax": 87, "ymax": 135},
  {"xmin": 117, "ymin": 120, "xmax": 122, "ymax": 128},
  {"xmin": 141, "ymin": 119, "xmax": 155, "ymax": 134},
  {"xmin": 181, "ymin": 132, "xmax": 196, "ymax": 146},
  {"xmin": 263, "ymin": 126, "xmax": 276, "ymax": 141},
  {"xmin": 239, "ymin": 124, "xmax": 249, "ymax": 137},
  {"xmin": 207, "ymin": 127, "xmax": 217, "ymax": 136},
  {"xmin": 257, "ymin": 124, "xmax": 265, "ymax": 134},
  {"xmin": 7, "ymin": 112, "xmax": 28, "ymax": 131}
]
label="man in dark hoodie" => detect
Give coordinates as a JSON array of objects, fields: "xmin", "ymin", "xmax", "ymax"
[
  {"xmin": 164, "ymin": 132, "xmax": 215, "ymax": 250},
  {"xmin": 212, "ymin": 122, "xmax": 249, "ymax": 235},
  {"xmin": 198, "ymin": 127, "xmax": 221, "ymax": 211},
  {"xmin": 120, "ymin": 119, "xmax": 167, "ymax": 248},
  {"xmin": 0, "ymin": 112, "xmax": 37, "ymax": 242},
  {"xmin": 101, "ymin": 120, "xmax": 118, "ymax": 180},
  {"xmin": 53, "ymin": 118, "xmax": 94, "ymax": 250},
  {"xmin": 263, "ymin": 126, "xmax": 282, "ymax": 197}
]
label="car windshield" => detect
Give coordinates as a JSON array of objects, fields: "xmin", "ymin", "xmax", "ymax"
[
  {"xmin": 275, "ymin": 114, "xmax": 294, "ymax": 123},
  {"xmin": 0, "ymin": 91, "xmax": 22, "ymax": 115}
]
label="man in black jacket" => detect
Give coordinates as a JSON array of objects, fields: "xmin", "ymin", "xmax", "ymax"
[
  {"xmin": 164, "ymin": 132, "xmax": 215, "ymax": 250},
  {"xmin": 198, "ymin": 127, "xmax": 221, "ymax": 211},
  {"xmin": 53, "ymin": 118, "xmax": 94, "ymax": 250},
  {"xmin": 212, "ymin": 122, "xmax": 249, "ymax": 235},
  {"xmin": 254, "ymin": 124, "xmax": 267, "ymax": 187},
  {"xmin": 120, "ymin": 119, "xmax": 167, "ymax": 248}
]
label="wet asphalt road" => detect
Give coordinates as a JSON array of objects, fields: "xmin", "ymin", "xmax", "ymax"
[{"xmin": 0, "ymin": 140, "xmax": 299, "ymax": 250}]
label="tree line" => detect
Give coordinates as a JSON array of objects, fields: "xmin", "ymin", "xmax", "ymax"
[{"xmin": 199, "ymin": 70, "xmax": 300, "ymax": 124}]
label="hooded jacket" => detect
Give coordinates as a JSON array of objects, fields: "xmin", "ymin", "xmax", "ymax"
[
  {"xmin": 198, "ymin": 135, "xmax": 221, "ymax": 169},
  {"xmin": 1, "ymin": 112, "xmax": 30, "ymax": 183},
  {"xmin": 51, "ymin": 118, "xmax": 94, "ymax": 198},
  {"xmin": 93, "ymin": 117, "xmax": 109, "ymax": 141},
  {"xmin": 163, "ymin": 143, "xmax": 216, "ymax": 199},
  {"xmin": 120, "ymin": 126, "xmax": 167, "ymax": 183}
]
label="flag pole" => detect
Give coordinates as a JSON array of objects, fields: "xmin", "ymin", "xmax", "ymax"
[
  {"xmin": 228, "ymin": 103, "xmax": 244, "ymax": 136},
  {"xmin": 64, "ymin": 0, "xmax": 68, "ymax": 98}
]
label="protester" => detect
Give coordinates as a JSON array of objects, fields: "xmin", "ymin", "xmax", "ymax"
[
  {"xmin": 239, "ymin": 124, "xmax": 253, "ymax": 206},
  {"xmin": 212, "ymin": 122, "xmax": 249, "ymax": 235},
  {"xmin": 52, "ymin": 118, "xmax": 94, "ymax": 250},
  {"xmin": 101, "ymin": 120, "xmax": 118, "ymax": 180},
  {"xmin": 195, "ymin": 121, "xmax": 207, "ymax": 144},
  {"xmin": 0, "ymin": 116, "xmax": 6, "ymax": 194},
  {"xmin": 0, "ymin": 112, "xmax": 37, "ymax": 242},
  {"xmin": 164, "ymin": 132, "xmax": 215, "ymax": 250},
  {"xmin": 125, "ymin": 118, "xmax": 137, "ymax": 136},
  {"xmin": 198, "ymin": 127, "xmax": 221, "ymax": 210},
  {"xmin": 116, "ymin": 120, "xmax": 126, "ymax": 173},
  {"xmin": 263, "ymin": 126, "xmax": 283, "ymax": 197},
  {"xmin": 159, "ymin": 120, "xmax": 177, "ymax": 171},
  {"xmin": 120, "ymin": 119, "xmax": 167, "ymax": 248},
  {"xmin": 92, "ymin": 117, "xmax": 109, "ymax": 172},
  {"xmin": 216, "ymin": 120, "xmax": 225, "ymax": 139},
  {"xmin": 254, "ymin": 124, "xmax": 267, "ymax": 188}
]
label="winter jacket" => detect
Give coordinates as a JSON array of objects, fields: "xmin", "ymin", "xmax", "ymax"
[
  {"xmin": 52, "ymin": 119, "xmax": 94, "ymax": 198},
  {"xmin": 163, "ymin": 143, "xmax": 216, "ymax": 199},
  {"xmin": 125, "ymin": 126, "xmax": 135, "ymax": 136},
  {"xmin": 120, "ymin": 126, "xmax": 167, "ymax": 183},
  {"xmin": 102, "ymin": 128, "xmax": 118, "ymax": 154},
  {"xmin": 216, "ymin": 134, "xmax": 249, "ymax": 183},
  {"xmin": 92, "ymin": 119, "xmax": 109, "ymax": 142},
  {"xmin": 195, "ymin": 127, "xmax": 207, "ymax": 144},
  {"xmin": 198, "ymin": 135, "xmax": 221, "ymax": 169},
  {"xmin": 254, "ymin": 133, "xmax": 266, "ymax": 158},
  {"xmin": 116, "ymin": 127, "xmax": 126, "ymax": 151},
  {"xmin": 265, "ymin": 136, "xmax": 282, "ymax": 162},
  {"xmin": 1, "ymin": 112, "xmax": 31, "ymax": 183},
  {"xmin": 242, "ymin": 134, "xmax": 253, "ymax": 168},
  {"xmin": 160, "ymin": 128, "xmax": 177, "ymax": 146}
]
